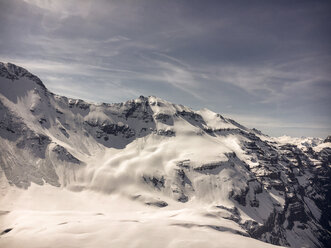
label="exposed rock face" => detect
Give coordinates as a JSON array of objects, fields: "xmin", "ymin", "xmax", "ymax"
[
  {"xmin": 177, "ymin": 110, "xmax": 206, "ymax": 128},
  {"xmin": 145, "ymin": 200, "xmax": 168, "ymax": 208},
  {"xmin": 154, "ymin": 113, "xmax": 173, "ymax": 125},
  {"xmin": 241, "ymin": 139, "xmax": 331, "ymax": 247},
  {"xmin": 52, "ymin": 145, "xmax": 81, "ymax": 164},
  {"xmin": 143, "ymin": 175, "xmax": 165, "ymax": 190},
  {"xmin": 0, "ymin": 62, "xmax": 330, "ymax": 248},
  {"xmin": 155, "ymin": 129, "xmax": 175, "ymax": 137},
  {"xmin": 324, "ymin": 135, "xmax": 331, "ymax": 143},
  {"xmin": 0, "ymin": 62, "xmax": 46, "ymax": 89},
  {"xmin": 85, "ymin": 120, "xmax": 136, "ymax": 141}
]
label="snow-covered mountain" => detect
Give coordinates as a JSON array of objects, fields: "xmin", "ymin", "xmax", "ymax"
[{"xmin": 0, "ymin": 62, "xmax": 330, "ymax": 248}]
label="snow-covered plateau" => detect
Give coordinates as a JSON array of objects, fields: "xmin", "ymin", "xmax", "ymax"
[{"xmin": 0, "ymin": 62, "xmax": 330, "ymax": 248}]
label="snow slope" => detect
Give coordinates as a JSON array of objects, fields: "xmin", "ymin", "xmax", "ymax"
[{"xmin": 0, "ymin": 62, "xmax": 330, "ymax": 248}]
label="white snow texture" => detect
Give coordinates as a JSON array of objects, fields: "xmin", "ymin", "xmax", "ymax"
[{"xmin": 0, "ymin": 62, "xmax": 330, "ymax": 248}]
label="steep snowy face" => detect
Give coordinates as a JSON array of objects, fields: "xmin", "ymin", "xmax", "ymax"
[
  {"xmin": 0, "ymin": 62, "xmax": 46, "ymax": 89},
  {"xmin": 0, "ymin": 63, "xmax": 330, "ymax": 248}
]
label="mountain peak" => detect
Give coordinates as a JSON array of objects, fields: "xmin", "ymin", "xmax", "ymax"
[
  {"xmin": 0, "ymin": 62, "xmax": 46, "ymax": 89},
  {"xmin": 0, "ymin": 62, "xmax": 330, "ymax": 248}
]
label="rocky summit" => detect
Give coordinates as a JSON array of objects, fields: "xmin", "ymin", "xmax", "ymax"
[{"xmin": 0, "ymin": 62, "xmax": 330, "ymax": 248}]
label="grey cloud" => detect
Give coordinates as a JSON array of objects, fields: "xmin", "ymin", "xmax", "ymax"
[{"xmin": 0, "ymin": 0, "xmax": 330, "ymax": 137}]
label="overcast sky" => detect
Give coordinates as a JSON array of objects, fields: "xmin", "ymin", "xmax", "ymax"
[{"xmin": 0, "ymin": 0, "xmax": 330, "ymax": 137}]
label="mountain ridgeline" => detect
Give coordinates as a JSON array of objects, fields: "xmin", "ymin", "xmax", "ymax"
[{"xmin": 0, "ymin": 62, "xmax": 330, "ymax": 248}]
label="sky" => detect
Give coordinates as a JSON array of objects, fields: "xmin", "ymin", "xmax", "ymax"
[{"xmin": 0, "ymin": 0, "xmax": 330, "ymax": 137}]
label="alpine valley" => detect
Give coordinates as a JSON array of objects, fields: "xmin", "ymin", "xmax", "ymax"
[{"xmin": 0, "ymin": 62, "xmax": 330, "ymax": 248}]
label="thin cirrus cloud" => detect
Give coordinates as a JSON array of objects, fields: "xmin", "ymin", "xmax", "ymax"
[{"xmin": 0, "ymin": 0, "xmax": 330, "ymax": 137}]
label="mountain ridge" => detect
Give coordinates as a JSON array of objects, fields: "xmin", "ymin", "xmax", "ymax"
[{"xmin": 0, "ymin": 62, "xmax": 330, "ymax": 248}]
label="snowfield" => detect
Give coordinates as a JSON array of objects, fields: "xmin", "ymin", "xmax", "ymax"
[
  {"xmin": 0, "ymin": 183, "xmax": 282, "ymax": 248},
  {"xmin": 0, "ymin": 62, "xmax": 330, "ymax": 247}
]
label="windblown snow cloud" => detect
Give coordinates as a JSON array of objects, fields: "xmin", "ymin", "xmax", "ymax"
[{"xmin": 0, "ymin": 0, "xmax": 330, "ymax": 137}]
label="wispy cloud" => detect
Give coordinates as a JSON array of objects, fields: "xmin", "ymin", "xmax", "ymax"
[
  {"xmin": 1, "ymin": 0, "xmax": 330, "ymax": 137},
  {"xmin": 134, "ymin": 55, "xmax": 204, "ymax": 100},
  {"xmin": 22, "ymin": 0, "xmax": 94, "ymax": 18}
]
